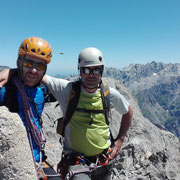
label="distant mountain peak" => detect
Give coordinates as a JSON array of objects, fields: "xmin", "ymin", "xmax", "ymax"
[{"xmin": 104, "ymin": 62, "xmax": 180, "ymax": 139}]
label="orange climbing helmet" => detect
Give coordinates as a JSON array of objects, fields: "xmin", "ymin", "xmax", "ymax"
[{"xmin": 18, "ymin": 37, "xmax": 52, "ymax": 64}]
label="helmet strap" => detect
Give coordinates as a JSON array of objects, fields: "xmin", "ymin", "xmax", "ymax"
[{"xmin": 17, "ymin": 56, "xmax": 25, "ymax": 82}]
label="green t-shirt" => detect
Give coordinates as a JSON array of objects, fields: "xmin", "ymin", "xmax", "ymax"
[
  {"xmin": 70, "ymin": 90, "xmax": 111, "ymax": 156},
  {"xmin": 46, "ymin": 75, "xmax": 130, "ymax": 156}
]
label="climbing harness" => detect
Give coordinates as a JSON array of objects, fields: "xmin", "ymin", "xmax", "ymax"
[
  {"xmin": 36, "ymin": 161, "xmax": 61, "ymax": 180},
  {"xmin": 57, "ymin": 148, "xmax": 113, "ymax": 180},
  {"xmin": 98, "ymin": 148, "xmax": 112, "ymax": 166},
  {"xmin": 65, "ymin": 161, "xmax": 100, "ymax": 180}
]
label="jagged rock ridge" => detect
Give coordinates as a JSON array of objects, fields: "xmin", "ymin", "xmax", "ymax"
[{"xmin": 103, "ymin": 62, "xmax": 180, "ymax": 139}]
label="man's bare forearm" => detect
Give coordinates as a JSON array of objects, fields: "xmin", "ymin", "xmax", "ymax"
[
  {"xmin": 0, "ymin": 68, "xmax": 11, "ymax": 87},
  {"xmin": 117, "ymin": 105, "xmax": 133, "ymax": 141}
]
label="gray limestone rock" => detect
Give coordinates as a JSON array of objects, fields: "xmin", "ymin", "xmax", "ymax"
[
  {"xmin": 1, "ymin": 77, "xmax": 180, "ymax": 180},
  {"xmin": 103, "ymin": 78, "xmax": 180, "ymax": 180},
  {"xmin": 0, "ymin": 106, "xmax": 37, "ymax": 180},
  {"xmin": 42, "ymin": 102, "xmax": 62, "ymax": 168}
]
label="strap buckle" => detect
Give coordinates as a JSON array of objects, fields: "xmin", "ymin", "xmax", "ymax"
[
  {"xmin": 98, "ymin": 154, "xmax": 110, "ymax": 166},
  {"xmin": 98, "ymin": 148, "xmax": 112, "ymax": 166}
]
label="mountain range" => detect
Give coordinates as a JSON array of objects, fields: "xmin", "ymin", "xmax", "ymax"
[
  {"xmin": 0, "ymin": 61, "xmax": 179, "ymax": 139},
  {"xmin": 103, "ymin": 61, "xmax": 180, "ymax": 139}
]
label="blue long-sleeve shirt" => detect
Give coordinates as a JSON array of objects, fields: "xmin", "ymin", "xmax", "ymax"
[{"xmin": 0, "ymin": 79, "xmax": 45, "ymax": 162}]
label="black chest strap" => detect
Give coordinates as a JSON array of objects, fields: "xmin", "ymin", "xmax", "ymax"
[
  {"xmin": 62, "ymin": 81, "xmax": 81, "ymax": 135},
  {"xmin": 61, "ymin": 81, "xmax": 110, "ymax": 136}
]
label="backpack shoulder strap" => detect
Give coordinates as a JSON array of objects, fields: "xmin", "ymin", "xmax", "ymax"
[
  {"xmin": 62, "ymin": 80, "xmax": 81, "ymax": 136},
  {"xmin": 61, "ymin": 81, "xmax": 110, "ymax": 136},
  {"xmin": 100, "ymin": 82, "xmax": 115, "ymax": 144},
  {"xmin": 5, "ymin": 80, "xmax": 19, "ymax": 112},
  {"xmin": 4, "ymin": 72, "xmax": 20, "ymax": 112},
  {"xmin": 100, "ymin": 82, "xmax": 110, "ymax": 125},
  {"xmin": 40, "ymin": 83, "xmax": 57, "ymax": 103}
]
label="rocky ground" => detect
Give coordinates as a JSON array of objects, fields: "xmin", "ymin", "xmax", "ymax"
[{"xmin": 0, "ymin": 77, "xmax": 180, "ymax": 179}]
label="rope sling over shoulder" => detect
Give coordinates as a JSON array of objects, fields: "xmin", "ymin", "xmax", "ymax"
[
  {"xmin": 12, "ymin": 76, "xmax": 61, "ymax": 180},
  {"xmin": 12, "ymin": 76, "xmax": 46, "ymax": 150}
]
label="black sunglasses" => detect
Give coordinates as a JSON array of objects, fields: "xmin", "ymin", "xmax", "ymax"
[
  {"xmin": 22, "ymin": 59, "xmax": 47, "ymax": 71},
  {"xmin": 81, "ymin": 67, "xmax": 102, "ymax": 75}
]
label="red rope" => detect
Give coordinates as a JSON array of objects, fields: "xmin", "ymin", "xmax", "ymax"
[{"xmin": 12, "ymin": 77, "xmax": 45, "ymax": 150}]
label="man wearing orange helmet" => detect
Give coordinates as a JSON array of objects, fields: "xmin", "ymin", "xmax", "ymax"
[{"xmin": 0, "ymin": 37, "xmax": 59, "ymax": 179}]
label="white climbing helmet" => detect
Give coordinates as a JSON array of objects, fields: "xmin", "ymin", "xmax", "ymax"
[{"xmin": 78, "ymin": 47, "xmax": 104, "ymax": 69}]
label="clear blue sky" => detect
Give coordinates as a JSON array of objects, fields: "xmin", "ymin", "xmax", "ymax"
[{"xmin": 0, "ymin": 0, "xmax": 180, "ymax": 75}]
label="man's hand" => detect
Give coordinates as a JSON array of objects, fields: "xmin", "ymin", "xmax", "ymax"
[
  {"xmin": 110, "ymin": 106, "xmax": 133, "ymax": 159},
  {"xmin": 110, "ymin": 138, "xmax": 124, "ymax": 159},
  {"xmin": 0, "ymin": 68, "xmax": 11, "ymax": 88}
]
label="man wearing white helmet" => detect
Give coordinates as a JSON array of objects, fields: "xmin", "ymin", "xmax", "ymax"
[
  {"xmin": 42, "ymin": 47, "xmax": 133, "ymax": 180},
  {"xmin": 78, "ymin": 47, "xmax": 105, "ymax": 90}
]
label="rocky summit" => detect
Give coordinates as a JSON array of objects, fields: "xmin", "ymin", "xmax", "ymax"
[{"xmin": 0, "ymin": 77, "xmax": 180, "ymax": 179}]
